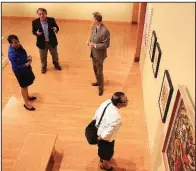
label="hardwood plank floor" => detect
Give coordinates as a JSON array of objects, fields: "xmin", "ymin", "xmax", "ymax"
[{"xmin": 2, "ymin": 18, "xmax": 151, "ymax": 171}]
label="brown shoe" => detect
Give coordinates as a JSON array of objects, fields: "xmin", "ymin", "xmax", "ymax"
[
  {"xmin": 100, "ymin": 164, "xmax": 113, "ymax": 171},
  {"xmin": 54, "ymin": 65, "xmax": 62, "ymax": 70},
  {"xmin": 41, "ymin": 67, "xmax": 47, "ymax": 74}
]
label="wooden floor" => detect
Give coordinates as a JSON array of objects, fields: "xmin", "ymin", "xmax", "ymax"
[{"xmin": 2, "ymin": 18, "xmax": 151, "ymax": 171}]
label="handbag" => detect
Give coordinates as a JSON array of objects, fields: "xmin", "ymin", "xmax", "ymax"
[{"xmin": 85, "ymin": 102, "xmax": 111, "ymax": 145}]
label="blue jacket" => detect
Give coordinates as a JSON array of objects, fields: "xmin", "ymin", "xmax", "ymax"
[{"xmin": 8, "ymin": 45, "xmax": 31, "ymax": 73}]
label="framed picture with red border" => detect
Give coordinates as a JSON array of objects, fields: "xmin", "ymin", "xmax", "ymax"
[{"xmin": 162, "ymin": 85, "xmax": 195, "ymax": 171}]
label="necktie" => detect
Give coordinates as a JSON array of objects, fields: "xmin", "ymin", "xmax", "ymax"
[{"xmin": 93, "ymin": 27, "xmax": 97, "ymax": 42}]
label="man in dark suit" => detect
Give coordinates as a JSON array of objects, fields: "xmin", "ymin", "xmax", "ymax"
[
  {"xmin": 32, "ymin": 8, "xmax": 62, "ymax": 74},
  {"xmin": 86, "ymin": 12, "xmax": 110, "ymax": 96}
]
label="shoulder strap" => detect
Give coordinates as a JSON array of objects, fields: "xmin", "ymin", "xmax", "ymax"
[{"xmin": 97, "ymin": 102, "xmax": 111, "ymax": 126}]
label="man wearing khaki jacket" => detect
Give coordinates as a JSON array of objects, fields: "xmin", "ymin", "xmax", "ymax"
[{"xmin": 86, "ymin": 12, "xmax": 110, "ymax": 96}]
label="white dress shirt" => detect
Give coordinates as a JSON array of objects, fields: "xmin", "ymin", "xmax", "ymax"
[
  {"xmin": 93, "ymin": 99, "xmax": 122, "ymax": 142},
  {"xmin": 94, "ymin": 24, "xmax": 101, "ymax": 48},
  {"xmin": 40, "ymin": 20, "xmax": 49, "ymax": 41}
]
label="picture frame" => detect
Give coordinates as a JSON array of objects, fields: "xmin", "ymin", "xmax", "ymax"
[
  {"xmin": 162, "ymin": 85, "xmax": 195, "ymax": 171},
  {"xmin": 152, "ymin": 42, "xmax": 162, "ymax": 78},
  {"xmin": 149, "ymin": 30, "xmax": 157, "ymax": 62},
  {"xmin": 158, "ymin": 70, "xmax": 174, "ymax": 123},
  {"xmin": 143, "ymin": 4, "xmax": 153, "ymax": 47}
]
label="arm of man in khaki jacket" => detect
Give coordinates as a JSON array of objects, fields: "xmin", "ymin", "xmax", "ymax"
[{"xmin": 86, "ymin": 26, "xmax": 94, "ymax": 46}]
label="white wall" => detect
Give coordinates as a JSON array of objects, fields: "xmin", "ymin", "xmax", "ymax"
[
  {"xmin": 140, "ymin": 3, "xmax": 195, "ymax": 171},
  {"xmin": 2, "ymin": 3, "xmax": 133, "ymax": 22}
]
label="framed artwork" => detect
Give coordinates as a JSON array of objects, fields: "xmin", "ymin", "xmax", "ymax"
[
  {"xmin": 149, "ymin": 30, "xmax": 157, "ymax": 62},
  {"xmin": 152, "ymin": 42, "xmax": 162, "ymax": 78},
  {"xmin": 162, "ymin": 85, "xmax": 195, "ymax": 171},
  {"xmin": 158, "ymin": 70, "xmax": 174, "ymax": 123}
]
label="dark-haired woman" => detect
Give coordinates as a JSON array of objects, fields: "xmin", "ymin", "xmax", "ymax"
[{"xmin": 7, "ymin": 34, "xmax": 36, "ymax": 111}]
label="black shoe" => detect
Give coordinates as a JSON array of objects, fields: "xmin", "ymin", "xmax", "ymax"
[
  {"xmin": 99, "ymin": 89, "xmax": 103, "ymax": 96},
  {"xmin": 100, "ymin": 164, "xmax": 113, "ymax": 171},
  {"xmin": 24, "ymin": 104, "xmax": 36, "ymax": 111},
  {"xmin": 41, "ymin": 67, "xmax": 47, "ymax": 74},
  {"xmin": 54, "ymin": 65, "xmax": 62, "ymax": 70},
  {"xmin": 92, "ymin": 82, "xmax": 99, "ymax": 86},
  {"xmin": 28, "ymin": 96, "xmax": 37, "ymax": 101}
]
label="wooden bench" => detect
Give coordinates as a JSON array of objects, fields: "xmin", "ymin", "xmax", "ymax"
[{"xmin": 12, "ymin": 133, "xmax": 58, "ymax": 171}]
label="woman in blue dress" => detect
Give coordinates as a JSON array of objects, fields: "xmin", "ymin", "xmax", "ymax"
[{"xmin": 7, "ymin": 35, "xmax": 36, "ymax": 111}]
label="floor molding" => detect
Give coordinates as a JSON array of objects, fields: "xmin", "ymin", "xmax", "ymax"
[
  {"xmin": 2, "ymin": 56, "xmax": 9, "ymax": 69},
  {"xmin": 2, "ymin": 16, "xmax": 133, "ymax": 25}
]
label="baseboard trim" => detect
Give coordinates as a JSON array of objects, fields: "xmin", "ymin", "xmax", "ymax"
[
  {"xmin": 134, "ymin": 55, "xmax": 140, "ymax": 62},
  {"xmin": 2, "ymin": 16, "xmax": 132, "ymax": 25},
  {"xmin": 131, "ymin": 21, "xmax": 138, "ymax": 24},
  {"xmin": 2, "ymin": 56, "xmax": 9, "ymax": 68}
]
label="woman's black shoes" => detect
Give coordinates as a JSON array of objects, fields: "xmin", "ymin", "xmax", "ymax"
[
  {"xmin": 25, "ymin": 96, "xmax": 36, "ymax": 110},
  {"xmin": 28, "ymin": 96, "xmax": 37, "ymax": 101},
  {"xmin": 24, "ymin": 104, "xmax": 36, "ymax": 111}
]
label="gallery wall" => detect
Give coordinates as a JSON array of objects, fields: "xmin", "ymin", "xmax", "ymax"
[
  {"xmin": 140, "ymin": 3, "xmax": 195, "ymax": 171},
  {"xmin": 2, "ymin": 3, "xmax": 133, "ymax": 22}
]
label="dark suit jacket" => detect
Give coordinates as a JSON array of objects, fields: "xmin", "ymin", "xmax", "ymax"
[
  {"xmin": 89, "ymin": 24, "xmax": 110, "ymax": 62},
  {"xmin": 32, "ymin": 17, "xmax": 59, "ymax": 49}
]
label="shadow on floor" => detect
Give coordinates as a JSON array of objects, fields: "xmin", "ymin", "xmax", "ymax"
[
  {"xmin": 46, "ymin": 151, "xmax": 64, "ymax": 171},
  {"xmin": 111, "ymin": 158, "xmax": 136, "ymax": 171}
]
